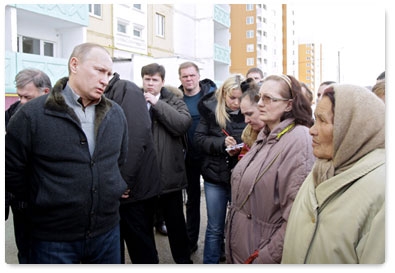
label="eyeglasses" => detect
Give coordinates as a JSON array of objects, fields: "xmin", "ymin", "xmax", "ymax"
[{"xmin": 257, "ymin": 94, "xmax": 291, "ymax": 104}]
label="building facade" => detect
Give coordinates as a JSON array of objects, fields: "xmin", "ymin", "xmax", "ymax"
[
  {"xmin": 298, "ymin": 42, "xmax": 325, "ymax": 100},
  {"xmin": 229, "ymin": 3, "xmax": 297, "ymax": 78},
  {"xmin": 4, "ymin": 4, "xmax": 88, "ymax": 108},
  {"xmin": 4, "ymin": 3, "xmax": 301, "ymax": 106}
]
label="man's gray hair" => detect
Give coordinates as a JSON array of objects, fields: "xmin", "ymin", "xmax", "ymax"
[{"xmin": 15, "ymin": 68, "xmax": 52, "ymax": 92}]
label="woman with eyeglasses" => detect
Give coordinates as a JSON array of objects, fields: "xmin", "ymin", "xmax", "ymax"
[
  {"xmin": 225, "ymin": 74, "xmax": 315, "ymax": 263},
  {"xmin": 195, "ymin": 74, "xmax": 246, "ymax": 263}
]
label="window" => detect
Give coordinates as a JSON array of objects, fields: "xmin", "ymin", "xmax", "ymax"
[
  {"xmin": 133, "ymin": 4, "xmax": 141, "ymax": 10},
  {"xmin": 117, "ymin": 22, "xmax": 127, "ymax": 34},
  {"xmin": 246, "ymin": 44, "xmax": 254, "ymax": 52},
  {"xmin": 17, "ymin": 36, "xmax": 55, "ymax": 57},
  {"xmin": 89, "ymin": 4, "xmax": 102, "ymax": 17},
  {"xmin": 156, "ymin": 13, "xmax": 165, "ymax": 37},
  {"xmin": 43, "ymin": 42, "xmax": 54, "ymax": 57},
  {"xmin": 246, "ymin": 4, "xmax": 254, "ymax": 11},
  {"xmin": 246, "ymin": 30, "xmax": 254, "ymax": 38},
  {"xmin": 133, "ymin": 27, "xmax": 142, "ymax": 38},
  {"xmin": 246, "ymin": 16, "xmax": 254, "ymax": 25},
  {"xmin": 247, "ymin": 58, "xmax": 254, "ymax": 66}
]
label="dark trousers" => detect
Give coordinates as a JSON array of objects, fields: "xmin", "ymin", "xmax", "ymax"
[
  {"xmin": 160, "ymin": 190, "xmax": 193, "ymax": 264},
  {"xmin": 185, "ymin": 156, "xmax": 202, "ymax": 247},
  {"xmin": 11, "ymin": 205, "xmax": 30, "ymax": 264},
  {"xmin": 30, "ymin": 224, "xmax": 121, "ymax": 264},
  {"xmin": 120, "ymin": 197, "xmax": 159, "ymax": 264}
]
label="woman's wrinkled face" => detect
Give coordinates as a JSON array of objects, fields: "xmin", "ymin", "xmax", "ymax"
[
  {"xmin": 226, "ymin": 88, "xmax": 242, "ymax": 111},
  {"xmin": 310, "ymin": 96, "xmax": 334, "ymax": 159}
]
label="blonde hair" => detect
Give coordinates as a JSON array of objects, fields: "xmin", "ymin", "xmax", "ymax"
[
  {"xmin": 241, "ymin": 124, "xmax": 258, "ymax": 147},
  {"xmin": 215, "ymin": 74, "xmax": 244, "ymax": 129}
]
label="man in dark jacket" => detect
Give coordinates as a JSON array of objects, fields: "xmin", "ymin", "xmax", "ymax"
[
  {"xmin": 5, "ymin": 43, "xmax": 128, "ymax": 264},
  {"xmin": 178, "ymin": 62, "xmax": 216, "ymax": 253},
  {"xmin": 104, "ymin": 72, "xmax": 162, "ymax": 263},
  {"xmin": 142, "ymin": 63, "xmax": 193, "ymax": 263},
  {"xmin": 5, "ymin": 68, "xmax": 52, "ymax": 264}
]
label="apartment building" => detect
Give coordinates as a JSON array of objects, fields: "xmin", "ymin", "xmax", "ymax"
[
  {"xmin": 86, "ymin": 4, "xmax": 231, "ymax": 87},
  {"xmin": 298, "ymin": 43, "xmax": 320, "ymax": 96},
  {"xmin": 5, "ymin": 3, "xmax": 304, "ymax": 105},
  {"xmin": 229, "ymin": 3, "xmax": 296, "ymax": 78}
]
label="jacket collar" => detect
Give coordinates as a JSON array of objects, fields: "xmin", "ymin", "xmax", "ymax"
[{"xmin": 314, "ymin": 149, "xmax": 385, "ymax": 207}]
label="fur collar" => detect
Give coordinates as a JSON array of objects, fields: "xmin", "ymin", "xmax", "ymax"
[{"xmin": 45, "ymin": 77, "xmax": 113, "ymax": 135}]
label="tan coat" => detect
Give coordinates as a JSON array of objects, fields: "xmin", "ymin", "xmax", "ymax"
[
  {"xmin": 225, "ymin": 118, "xmax": 315, "ymax": 263},
  {"xmin": 282, "ymin": 149, "xmax": 385, "ymax": 264}
]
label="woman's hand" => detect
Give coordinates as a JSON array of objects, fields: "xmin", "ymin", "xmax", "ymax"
[{"xmin": 225, "ymin": 136, "xmax": 241, "ymax": 156}]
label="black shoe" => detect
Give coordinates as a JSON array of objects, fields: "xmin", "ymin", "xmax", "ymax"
[{"xmin": 156, "ymin": 222, "xmax": 168, "ymax": 236}]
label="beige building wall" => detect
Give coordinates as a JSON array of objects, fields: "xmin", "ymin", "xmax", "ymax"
[
  {"xmin": 86, "ymin": 4, "xmax": 114, "ymax": 56},
  {"xmin": 147, "ymin": 4, "xmax": 174, "ymax": 57}
]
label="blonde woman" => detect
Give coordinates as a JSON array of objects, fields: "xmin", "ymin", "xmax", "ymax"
[{"xmin": 195, "ymin": 74, "xmax": 246, "ymax": 263}]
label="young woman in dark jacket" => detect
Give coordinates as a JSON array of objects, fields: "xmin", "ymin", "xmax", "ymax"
[{"xmin": 194, "ymin": 74, "xmax": 246, "ymax": 263}]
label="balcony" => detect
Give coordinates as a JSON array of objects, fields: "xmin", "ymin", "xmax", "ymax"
[
  {"xmin": 15, "ymin": 4, "xmax": 88, "ymax": 26},
  {"xmin": 5, "ymin": 52, "xmax": 68, "ymax": 94},
  {"xmin": 214, "ymin": 5, "xmax": 230, "ymax": 28},
  {"xmin": 214, "ymin": 43, "xmax": 230, "ymax": 65}
]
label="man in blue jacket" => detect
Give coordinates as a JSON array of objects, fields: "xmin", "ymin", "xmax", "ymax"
[{"xmin": 5, "ymin": 43, "xmax": 129, "ymax": 264}]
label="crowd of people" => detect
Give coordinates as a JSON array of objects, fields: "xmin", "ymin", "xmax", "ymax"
[{"xmin": 5, "ymin": 42, "xmax": 385, "ymax": 264}]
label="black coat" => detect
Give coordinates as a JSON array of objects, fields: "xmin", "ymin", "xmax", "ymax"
[
  {"xmin": 148, "ymin": 87, "xmax": 192, "ymax": 194},
  {"xmin": 5, "ymin": 77, "xmax": 128, "ymax": 241},
  {"xmin": 104, "ymin": 73, "xmax": 162, "ymax": 202},
  {"xmin": 195, "ymin": 92, "xmax": 246, "ymax": 185}
]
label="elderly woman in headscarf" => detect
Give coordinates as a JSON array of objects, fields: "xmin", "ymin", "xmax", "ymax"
[{"xmin": 282, "ymin": 84, "xmax": 385, "ymax": 264}]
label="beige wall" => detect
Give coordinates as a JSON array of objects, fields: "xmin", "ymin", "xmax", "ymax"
[
  {"xmin": 147, "ymin": 4, "xmax": 174, "ymax": 57},
  {"xmin": 86, "ymin": 4, "xmax": 114, "ymax": 56}
]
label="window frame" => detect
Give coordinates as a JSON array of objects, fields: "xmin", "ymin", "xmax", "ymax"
[
  {"xmin": 17, "ymin": 35, "xmax": 55, "ymax": 57},
  {"xmin": 89, "ymin": 4, "xmax": 102, "ymax": 18},
  {"xmin": 155, "ymin": 13, "xmax": 165, "ymax": 38}
]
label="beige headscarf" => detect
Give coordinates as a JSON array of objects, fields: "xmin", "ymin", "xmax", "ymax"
[{"xmin": 312, "ymin": 84, "xmax": 385, "ymax": 186}]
